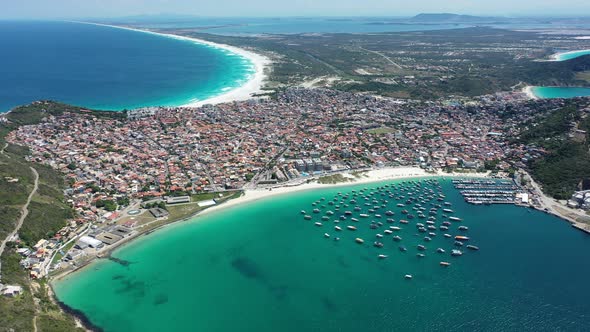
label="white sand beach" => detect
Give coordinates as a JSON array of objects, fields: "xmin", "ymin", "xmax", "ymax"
[
  {"xmin": 548, "ymin": 49, "xmax": 590, "ymax": 61},
  {"xmin": 196, "ymin": 167, "xmax": 490, "ymax": 218},
  {"xmin": 523, "ymin": 86, "xmax": 538, "ymax": 99},
  {"xmin": 73, "ymin": 21, "xmax": 271, "ymax": 107}
]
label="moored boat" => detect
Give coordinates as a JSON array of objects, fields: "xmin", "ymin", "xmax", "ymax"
[
  {"xmin": 355, "ymin": 238, "xmax": 364, "ymax": 244},
  {"xmin": 347, "ymin": 225, "xmax": 357, "ymax": 231}
]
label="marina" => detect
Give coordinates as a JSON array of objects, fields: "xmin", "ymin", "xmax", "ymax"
[{"xmin": 452, "ymin": 179, "xmax": 525, "ymax": 205}]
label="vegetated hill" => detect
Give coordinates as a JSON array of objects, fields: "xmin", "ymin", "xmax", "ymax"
[
  {"xmin": 516, "ymin": 101, "xmax": 590, "ymax": 199},
  {"xmin": 0, "ymin": 101, "xmax": 107, "ymax": 332}
]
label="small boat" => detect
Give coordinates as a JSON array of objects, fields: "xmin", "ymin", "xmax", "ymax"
[
  {"xmin": 355, "ymin": 238, "xmax": 364, "ymax": 244},
  {"xmin": 458, "ymin": 226, "xmax": 468, "ymax": 231},
  {"xmin": 304, "ymin": 215, "xmax": 312, "ymax": 220},
  {"xmin": 313, "ymin": 209, "xmax": 320, "ymax": 213},
  {"xmin": 347, "ymin": 225, "xmax": 357, "ymax": 231},
  {"xmin": 416, "ymin": 223, "xmax": 425, "ymax": 227},
  {"xmin": 370, "ymin": 224, "xmax": 378, "ymax": 229},
  {"xmin": 427, "ymin": 225, "xmax": 436, "ymax": 230},
  {"xmin": 428, "ymin": 232, "xmax": 436, "ymax": 237},
  {"xmin": 334, "ymin": 226, "xmax": 342, "ymax": 231},
  {"xmin": 393, "ymin": 235, "xmax": 402, "ymax": 242},
  {"xmin": 399, "ymin": 219, "xmax": 409, "ymax": 224},
  {"xmin": 404, "ymin": 274, "xmax": 413, "ymax": 279},
  {"xmin": 344, "ymin": 211, "xmax": 352, "ymax": 215},
  {"xmin": 315, "ymin": 222, "xmax": 323, "ymax": 227},
  {"xmin": 322, "ymin": 216, "xmax": 330, "ymax": 221},
  {"xmin": 417, "ymin": 244, "xmax": 426, "ymax": 251},
  {"xmin": 390, "ymin": 226, "xmax": 402, "ymax": 231},
  {"xmin": 454, "ymin": 241, "xmax": 464, "ymax": 247},
  {"xmin": 449, "ymin": 217, "xmax": 462, "ymax": 222},
  {"xmin": 359, "ymin": 214, "xmax": 369, "ymax": 218},
  {"xmin": 378, "ymin": 254, "xmax": 388, "ymax": 259},
  {"xmin": 334, "ymin": 237, "xmax": 340, "ymax": 241},
  {"xmin": 417, "ymin": 253, "xmax": 425, "ymax": 258},
  {"xmin": 399, "ymin": 246, "xmax": 407, "ymax": 252},
  {"xmin": 384, "ymin": 229, "xmax": 393, "ymax": 234},
  {"xmin": 440, "ymin": 261, "xmax": 451, "ymax": 267},
  {"xmin": 443, "ymin": 233, "xmax": 452, "ymax": 238},
  {"xmin": 443, "ymin": 209, "xmax": 453, "ymax": 213},
  {"xmin": 440, "ymin": 225, "xmax": 449, "ymax": 231},
  {"xmin": 424, "ymin": 236, "xmax": 432, "ymax": 242},
  {"xmin": 455, "ymin": 236, "xmax": 469, "ymax": 241},
  {"xmin": 351, "ymin": 218, "xmax": 359, "ymax": 222},
  {"xmin": 374, "ymin": 214, "xmax": 382, "ymax": 218},
  {"xmin": 436, "ymin": 248, "xmax": 445, "ymax": 253},
  {"xmin": 401, "ymin": 210, "xmax": 408, "ymax": 214},
  {"xmin": 386, "ymin": 218, "xmax": 395, "ymax": 223},
  {"xmin": 373, "ymin": 242, "xmax": 384, "ymax": 248},
  {"xmin": 466, "ymin": 245, "xmax": 479, "ymax": 251},
  {"xmin": 418, "ymin": 227, "xmax": 427, "ymax": 233},
  {"xmin": 300, "ymin": 210, "xmax": 306, "ymax": 215},
  {"xmin": 376, "ymin": 234, "xmax": 383, "ymax": 238},
  {"xmin": 324, "ymin": 233, "xmax": 330, "ymax": 238},
  {"xmin": 451, "ymin": 249, "xmax": 463, "ymax": 256},
  {"xmin": 385, "ymin": 210, "xmax": 395, "ymax": 216}
]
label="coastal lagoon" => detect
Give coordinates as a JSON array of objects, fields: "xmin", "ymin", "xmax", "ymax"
[
  {"xmin": 0, "ymin": 21, "xmax": 255, "ymax": 112},
  {"xmin": 531, "ymin": 86, "xmax": 590, "ymax": 99},
  {"xmin": 53, "ymin": 178, "xmax": 590, "ymax": 332}
]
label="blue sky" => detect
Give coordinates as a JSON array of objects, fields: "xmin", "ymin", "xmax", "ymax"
[{"xmin": 2, "ymin": 0, "xmax": 590, "ymax": 19}]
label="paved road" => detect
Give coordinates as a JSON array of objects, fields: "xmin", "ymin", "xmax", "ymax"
[
  {"xmin": 359, "ymin": 47, "xmax": 403, "ymax": 70},
  {"xmin": 0, "ymin": 166, "xmax": 39, "ymax": 278}
]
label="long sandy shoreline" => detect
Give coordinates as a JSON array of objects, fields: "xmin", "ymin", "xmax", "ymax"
[
  {"xmin": 195, "ymin": 167, "xmax": 489, "ymax": 219},
  {"xmin": 70, "ymin": 21, "xmax": 271, "ymax": 107}
]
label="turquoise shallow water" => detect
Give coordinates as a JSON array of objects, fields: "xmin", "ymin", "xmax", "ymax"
[
  {"xmin": 53, "ymin": 178, "xmax": 590, "ymax": 331},
  {"xmin": 555, "ymin": 50, "xmax": 590, "ymax": 61},
  {"xmin": 531, "ymin": 86, "xmax": 590, "ymax": 99},
  {"xmin": 0, "ymin": 21, "xmax": 254, "ymax": 112}
]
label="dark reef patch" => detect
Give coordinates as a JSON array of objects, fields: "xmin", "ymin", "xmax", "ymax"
[
  {"xmin": 231, "ymin": 257, "xmax": 263, "ymax": 280},
  {"xmin": 154, "ymin": 293, "xmax": 169, "ymax": 306}
]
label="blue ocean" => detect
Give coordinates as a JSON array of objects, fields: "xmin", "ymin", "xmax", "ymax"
[{"xmin": 0, "ymin": 21, "xmax": 254, "ymax": 112}]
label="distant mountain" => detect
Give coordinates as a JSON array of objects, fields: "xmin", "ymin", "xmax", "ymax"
[{"xmin": 410, "ymin": 13, "xmax": 507, "ymax": 23}]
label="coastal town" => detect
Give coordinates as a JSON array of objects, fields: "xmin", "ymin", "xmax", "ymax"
[{"xmin": 2, "ymin": 87, "xmax": 589, "ymax": 281}]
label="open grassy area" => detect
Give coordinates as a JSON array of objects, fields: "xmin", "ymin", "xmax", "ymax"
[
  {"xmin": 367, "ymin": 127, "xmax": 395, "ymax": 135},
  {"xmin": 317, "ymin": 174, "xmax": 354, "ymax": 184},
  {"xmin": 575, "ymin": 71, "xmax": 590, "ymax": 83}
]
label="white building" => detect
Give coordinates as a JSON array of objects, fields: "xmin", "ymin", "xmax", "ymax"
[{"xmin": 75, "ymin": 236, "xmax": 103, "ymax": 249}]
